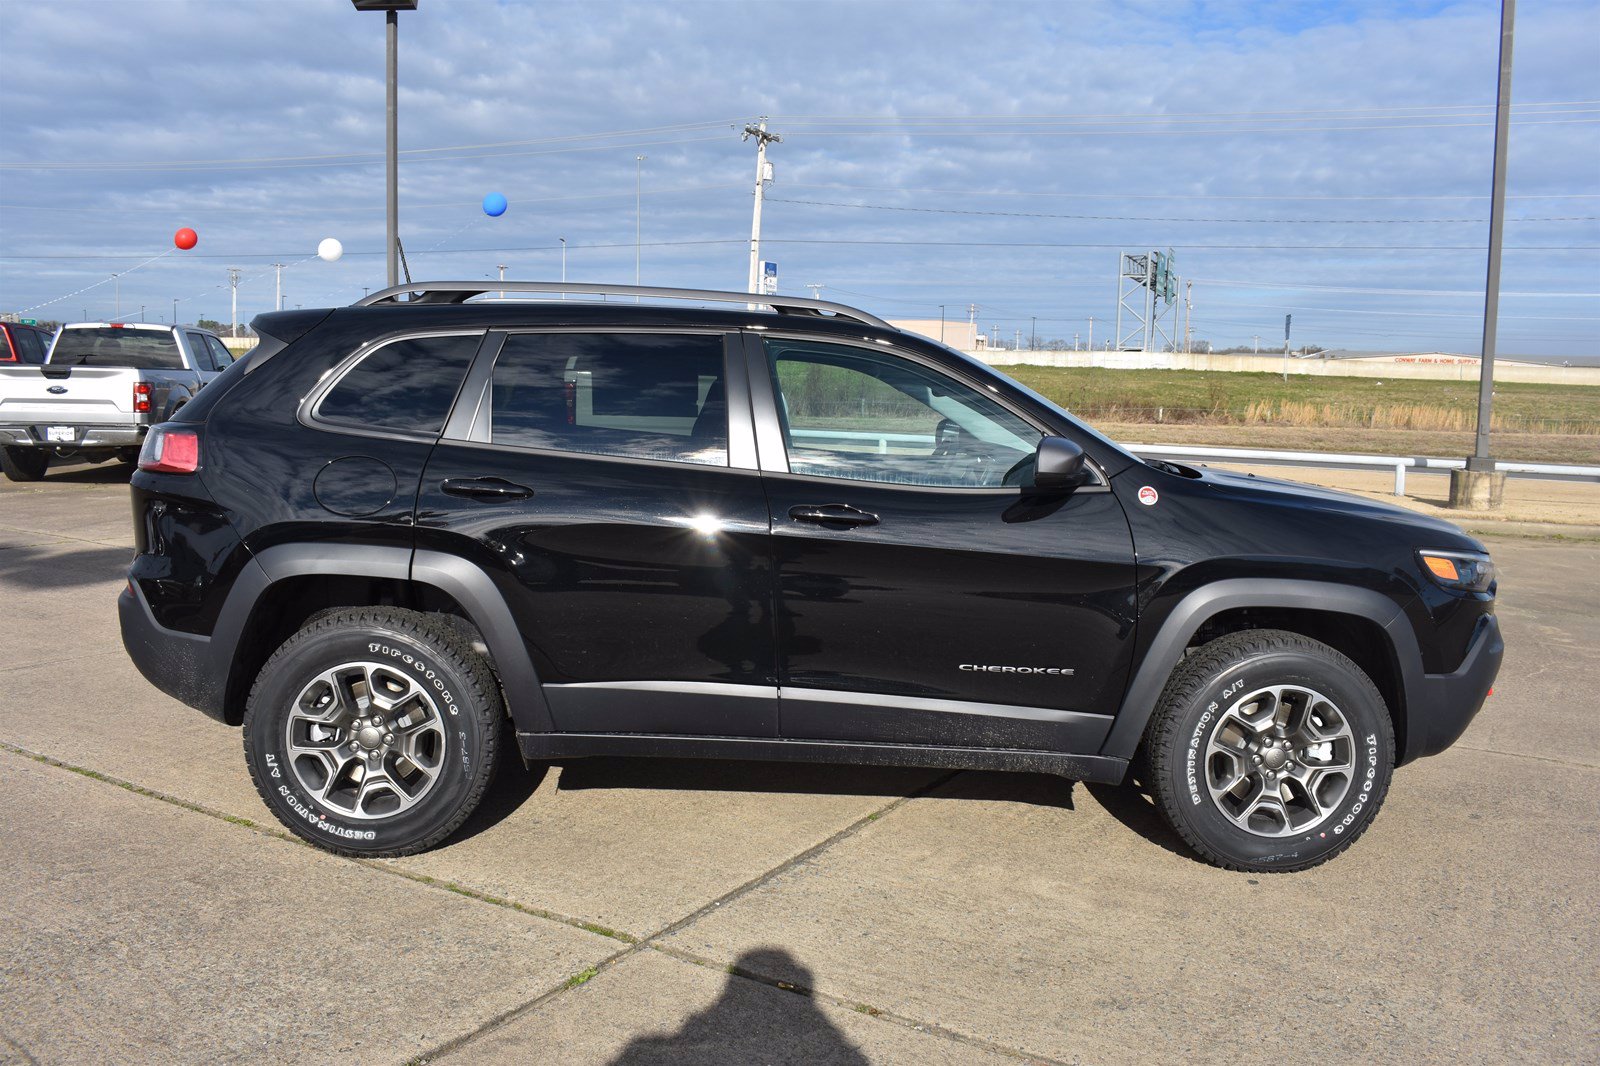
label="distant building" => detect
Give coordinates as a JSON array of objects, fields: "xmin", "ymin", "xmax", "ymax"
[{"xmin": 888, "ymin": 318, "xmax": 982, "ymax": 349}]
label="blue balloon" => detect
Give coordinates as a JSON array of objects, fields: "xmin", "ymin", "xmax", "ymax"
[{"xmin": 482, "ymin": 192, "xmax": 508, "ymax": 217}]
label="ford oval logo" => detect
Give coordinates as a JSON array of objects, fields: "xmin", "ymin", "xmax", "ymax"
[{"xmin": 47, "ymin": 385, "xmax": 68, "ymax": 394}]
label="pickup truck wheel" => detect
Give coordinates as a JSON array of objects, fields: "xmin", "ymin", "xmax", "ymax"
[
  {"xmin": 1142, "ymin": 629, "xmax": 1394, "ymax": 873},
  {"xmin": 243, "ymin": 607, "xmax": 506, "ymax": 857},
  {"xmin": 1, "ymin": 447, "xmax": 48, "ymax": 482}
]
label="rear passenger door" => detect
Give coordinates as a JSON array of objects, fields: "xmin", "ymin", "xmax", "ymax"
[{"xmin": 415, "ymin": 330, "xmax": 778, "ymax": 738}]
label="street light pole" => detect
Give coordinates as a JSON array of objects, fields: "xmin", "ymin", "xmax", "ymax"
[
  {"xmin": 559, "ymin": 238, "xmax": 567, "ymax": 283},
  {"xmin": 635, "ymin": 155, "xmax": 646, "ymax": 290},
  {"xmin": 1471, "ymin": 0, "xmax": 1515, "ymax": 472},
  {"xmin": 939, "ymin": 305, "xmax": 946, "ymax": 344},
  {"xmin": 351, "ymin": 2, "xmax": 417, "ymax": 288}
]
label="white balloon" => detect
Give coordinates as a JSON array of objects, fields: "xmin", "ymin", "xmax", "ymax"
[{"xmin": 317, "ymin": 238, "xmax": 344, "ymax": 262}]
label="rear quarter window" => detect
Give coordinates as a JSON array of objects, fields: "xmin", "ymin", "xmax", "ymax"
[{"xmin": 316, "ymin": 333, "xmax": 481, "ymax": 434}]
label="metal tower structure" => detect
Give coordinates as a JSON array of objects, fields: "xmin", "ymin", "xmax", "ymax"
[{"xmin": 1115, "ymin": 250, "xmax": 1180, "ymax": 352}]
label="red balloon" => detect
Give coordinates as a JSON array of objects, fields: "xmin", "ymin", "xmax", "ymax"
[{"xmin": 174, "ymin": 228, "xmax": 198, "ymax": 250}]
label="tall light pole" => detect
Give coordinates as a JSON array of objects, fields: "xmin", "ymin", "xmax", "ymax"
[
  {"xmin": 227, "ymin": 267, "xmax": 241, "ymax": 338},
  {"xmin": 172, "ymin": 298, "xmax": 177, "ymax": 325},
  {"xmin": 635, "ymin": 155, "xmax": 646, "ymax": 289},
  {"xmin": 1458, "ymin": 0, "xmax": 1516, "ymax": 509},
  {"xmin": 1087, "ymin": 315, "xmax": 1094, "ymax": 352},
  {"xmin": 497, "ymin": 263, "xmax": 506, "ymax": 300},
  {"xmin": 743, "ymin": 119, "xmax": 780, "ymax": 294},
  {"xmin": 939, "ymin": 304, "xmax": 946, "ymax": 344},
  {"xmin": 559, "ymin": 237, "xmax": 567, "ymax": 282},
  {"xmin": 351, "ymin": 1, "xmax": 418, "ymax": 289},
  {"xmin": 112, "ymin": 274, "xmax": 119, "ymax": 320},
  {"xmin": 273, "ymin": 263, "xmax": 285, "ymax": 310}
]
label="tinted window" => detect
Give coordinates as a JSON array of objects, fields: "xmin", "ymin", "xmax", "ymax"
[
  {"xmin": 490, "ymin": 333, "xmax": 727, "ymax": 466},
  {"xmin": 187, "ymin": 332, "xmax": 217, "ymax": 370},
  {"xmin": 318, "ymin": 334, "xmax": 480, "ymax": 434},
  {"xmin": 50, "ymin": 327, "xmax": 184, "ymax": 369},
  {"xmin": 14, "ymin": 328, "xmax": 47, "ymax": 364},
  {"xmin": 205, "ymin": 335, "xmax": 235, "ymax": 369},
  {"xmin": 766, "ymin": 339, "xmax": 1039, "ymax": 488}
]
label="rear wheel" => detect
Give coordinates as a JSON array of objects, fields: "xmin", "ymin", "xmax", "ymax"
[
  {"xmin": 243, "ymin": 607, "xmax": 506, "ymax": 856},
  {"xmin": 1142, "ymin": 629, "xmax": 1394, "ymax": 872},
  {"xmin": 1, "ymin": 447, "xmax": 48, "ymax": 482}
]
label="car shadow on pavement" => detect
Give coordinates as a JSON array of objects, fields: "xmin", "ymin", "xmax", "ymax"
[
  {"xmin": 29, "ymin": 460, "xmax": 136, "ymax": 484},
  {"xmin": 1083, "ymin": 779, "xmax": 1195, "ymax": 861},
  {"xmin": 608, "ymin": 948, "xmax": 870, "ymax": 1065},
  {"xmin": 0, "ymin": 543, "xmax": 132, "ymax": 589},
  {"xmin": 552, "ymin": 757, "xmax": 1077, "ymax": 810}
]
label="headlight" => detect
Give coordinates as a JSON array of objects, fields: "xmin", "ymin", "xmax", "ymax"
[{"xmin": 1417, "ymin": 549, "xmax": 1495, "ymax": 593}]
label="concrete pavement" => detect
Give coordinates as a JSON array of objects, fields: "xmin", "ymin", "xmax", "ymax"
[{"xmin": 2, "ymin": 463, "xmax": 1596, "ymax": 1064}]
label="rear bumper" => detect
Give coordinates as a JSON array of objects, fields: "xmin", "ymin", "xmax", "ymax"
[
  {"xmin": 1, "ymin": 423, "xmax": 146, "ymax": 449},
  {"xmin": 1402, "ymin": 614, "xmax": 1503, "ymax": 763},
  {"xmin": 118, "ymin": 580, "xmax": 228, "ymax": 722}
]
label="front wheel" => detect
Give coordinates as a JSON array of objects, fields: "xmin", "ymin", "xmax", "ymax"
[
  {"xmin": 243, "ymin": 607, "xmax": 506, "ymax": 856},
  {"xmin": 1141, "ymin": 629, "xmax": 1394, "ymax": 872},
  {"xmin": 1, "ymin": 446, "xmax": 48, "ymax": 482}
]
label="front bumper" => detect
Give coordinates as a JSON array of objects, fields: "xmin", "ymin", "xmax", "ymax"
[
  {"xmin": 1402, "ymin": 613, "xmax": 1503, "ymax": 763},
  {"xmin": 1, "ymin": 423, "xmax": 147, "ymax": 449},
  {"xmin": 118, "ymin": 580, "xmax": 228, "ymax": 722}
]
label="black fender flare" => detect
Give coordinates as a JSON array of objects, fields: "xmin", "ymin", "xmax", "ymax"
[
  {"xmin": 212, "ymin": 544, "xmax": 552, "ymax": 733},
  {"xmin": 1098, "ymin": 578, "xmax": 1422, "ymax": 761}
]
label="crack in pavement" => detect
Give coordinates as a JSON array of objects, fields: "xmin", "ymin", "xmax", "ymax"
[
  {"xmin": 411, "ymin": 768, "xmax": 970, "ymax": 1064},
  {"xmin": 1, "ymin": 742, "xmax": 1049, "ymax": 1064}
]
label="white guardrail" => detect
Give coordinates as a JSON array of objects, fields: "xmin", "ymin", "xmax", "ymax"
[
  {"xmin": 1129, "ymin": 444, "xmax": 1600, "ymax": 496},
  {"xmin": 788, "ymin": 429, "xmax": 1600, "ymax": 497}
]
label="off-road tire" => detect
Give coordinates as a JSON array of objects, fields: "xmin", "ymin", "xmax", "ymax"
[
  {"xmin": 1, "ymin": 447, "xmax": 48, "ymax": 482},
  {"xmin": 243, "ymin": 607, "xmax": 506, "ymax": 857},
  {"xmin": 1142, "ymin": 629, "xmax": 1394, "ymax": 873}
]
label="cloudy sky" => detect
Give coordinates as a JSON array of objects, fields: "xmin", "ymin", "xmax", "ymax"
[{"xmin": 1, "ymin": 0, "xmax": 1597, "ymax": 357}]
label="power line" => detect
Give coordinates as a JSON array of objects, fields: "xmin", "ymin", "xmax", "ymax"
[
  {"xmin": 784, "ymin": 182, "xmax": 1600, "ymax": 202},
  {"xmin": 764, "ymin": 197, "xmax": 1598, "ymax": 225}
]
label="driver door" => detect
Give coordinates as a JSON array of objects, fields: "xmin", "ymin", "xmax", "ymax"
[{"xmin": 752, "ymin": 335, "xmax": 1137, "ymax": 752}]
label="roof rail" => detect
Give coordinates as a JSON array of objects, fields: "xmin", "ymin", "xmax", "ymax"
[{"xmin": 351, "ymin": 281, "xmax": 894, "ymax": 331}]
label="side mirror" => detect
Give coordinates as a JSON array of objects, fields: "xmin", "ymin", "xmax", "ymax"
[{"xmin": 1033, "ymin": 436, "xmax": 1091, "ymax": 492}]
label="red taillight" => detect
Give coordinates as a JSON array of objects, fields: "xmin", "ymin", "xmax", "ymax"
[
  {"xmin": 134, "ymin": 382, "xmax": 151, "ymax": 413},
  {"xmin": 109, "ymin": 323, "xmax": 125, "ymax": 329},
  {"xmin": 138, "ymin": 426, "xmax": 200, "ymax": 474}
]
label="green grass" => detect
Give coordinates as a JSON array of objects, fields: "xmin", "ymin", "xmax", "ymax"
[
  {"xmin": 1002, "ymin": 366, "xmax": 1600, "ymax": 433},
  {"xmin": 565, "ymin": 966, "xmax": 599, "ymax": 989}
]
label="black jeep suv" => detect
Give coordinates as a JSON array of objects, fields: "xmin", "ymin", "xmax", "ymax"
[{"xmin": 119, "ymin": 282, "xmax": 1502, "ymax": 871}]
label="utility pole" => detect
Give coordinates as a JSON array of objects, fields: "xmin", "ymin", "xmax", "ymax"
[
  {"xmin": 1074, "ymin": 332, "xmax": 1080, "ymax": 351},
  {"xmin": 1459, "ymin": 0, "xmax": 1516, "ymax": 509},
  {"xmin": 497, "ymin": 263, "xmax": 506, "ymax": 300},
  {"xmin": 1014, "ymin": 329, "xmax": 1022, "ymax": 351},
  {"xmin": 1087, "ymin": 315, "xmax": 1094, "ymax": 352},
  {"xmin": 113, "ymin": 274, "xmax": 119, "ymax": 320},
  {"xmin": 635, "ymin": 154, "xmax": 646, "ymax": 290},
  {"xmin": 1253, "ymin": 334, "xmax": 1260, "ymax": 355},
  {"xmin": 273, "ymin": 263, "xmax": 285, "ymax": 311},
  {"xmin": 1283, "ymin": 314, "xmax": 1292, "ymax": 382},
  {"xmin": 228, "ymin": 267, "xmax": 241, "ymax": 338},
  {"xmin": 1177, "ymin": 278, "xmax": 1190, "ymax": 352},
  {"xmin": 559, "ymin": 238, "xmax": 567, "ymax": 283},
  {"xmin": 140, "ymin": 305, "xmax": 145, "ymax": 322},
  {"xmin": 1030, "ymin": 316, "xmax": 1037, "ymax": 350},
  {"xmin": 743, "ymin": 119, "xmax": 781, "ymax": 295},
  {"xmin": 172, "ymin": 298, "xmax": 177, "ymax": 325}
]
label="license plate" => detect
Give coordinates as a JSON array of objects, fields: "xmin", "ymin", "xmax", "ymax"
[{"xmin": 46, "ymin": 425, "xmax": 76, "ymax": 442}]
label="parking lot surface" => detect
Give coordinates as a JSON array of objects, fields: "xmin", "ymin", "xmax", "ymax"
[{"xmin": 2, "ymin": 464, "xmax": 1596, "ymax": 1065}]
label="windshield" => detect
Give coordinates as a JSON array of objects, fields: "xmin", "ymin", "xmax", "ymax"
[{"xmin": 50, "ymin": 328, "xmax": 183, "ymax": 370}]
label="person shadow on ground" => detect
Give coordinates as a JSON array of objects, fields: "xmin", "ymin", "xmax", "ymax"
[{"xmin": 610, "ymin": 948, "xmax": 870, "ymax": 1066}]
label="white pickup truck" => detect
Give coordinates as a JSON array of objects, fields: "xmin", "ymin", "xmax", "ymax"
[{"xmin": 0, "ymin": 322, "xmax": 235, "ymax": 481}]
